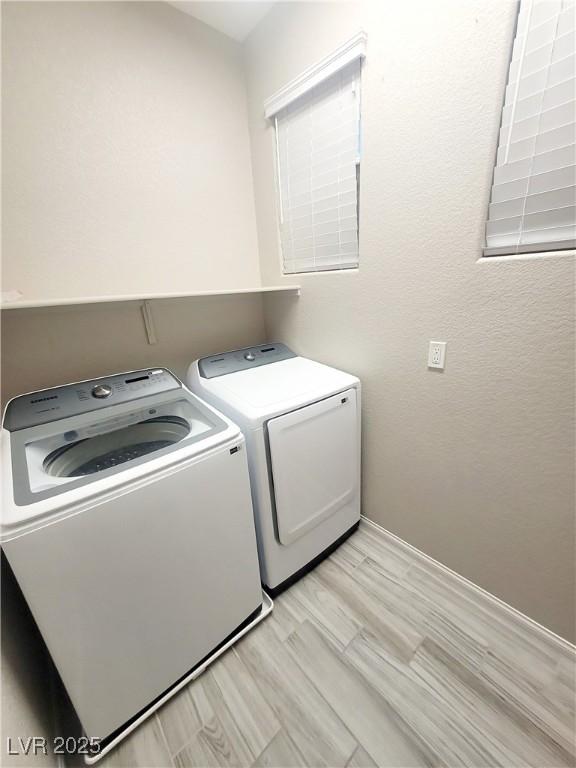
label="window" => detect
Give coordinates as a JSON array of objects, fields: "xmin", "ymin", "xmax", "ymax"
[
  {"xmin": 485, "ymin": 0, "xmax": 575, "ymax": 256},
  {"xmin": 265, "ymin": 33, "xmax": 366, "ymax": 274}
]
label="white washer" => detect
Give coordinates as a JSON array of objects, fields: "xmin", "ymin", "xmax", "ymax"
[
  {"xmin": 187, "ymin": 344, "xmax": 361, "ymax": 594},
  {"xmin": 1, "ymin": 368, "xmax": 264, "ymax": 754}
]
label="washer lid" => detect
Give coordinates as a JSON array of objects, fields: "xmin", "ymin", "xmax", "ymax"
[
  {"xmin": 4, "ymin": 384, "xmax": 237, "ymax": 515},
  {"xmin": 200, "ymin": 356, "xmax": 360, "ymax": 423},
  {"xmin": 42, "ymin": 416, "xmax": 192, "ymax": 479}
]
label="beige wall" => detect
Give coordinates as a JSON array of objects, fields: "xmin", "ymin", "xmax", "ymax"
[
  {"xmin": 0, "ymin": 0, "xmax": 268, "ymax": 402},
  {"xmin": 2, "ymin": 1, "xmax": 260, "ymax": 302},
  {"xmin": 1, "ymin": 295, "xmax": 265, "ymax": 404},
  {"xmin": 246, "ymin": 0, "xmax": 576, "ymax": 641}
]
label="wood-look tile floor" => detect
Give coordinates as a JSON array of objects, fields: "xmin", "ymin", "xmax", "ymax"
[{"xmin": 101, "ymin": 521, "xmax": 576, "ymax": 768}]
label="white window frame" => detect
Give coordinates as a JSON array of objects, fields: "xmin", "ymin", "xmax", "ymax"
[
  {"xmin": 484, "ymin": 0, "xmax": 576, "ymax": 257},
  {"xmin": 265, "ymin": 32, "xmax": 367, "ymax": 275}
]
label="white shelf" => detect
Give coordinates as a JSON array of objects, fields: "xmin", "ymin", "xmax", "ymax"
[{"xmin": 0, "ymin": 285, "xmax": 301, "ymax": 310}]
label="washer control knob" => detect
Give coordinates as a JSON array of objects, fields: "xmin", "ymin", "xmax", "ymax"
[
  {"xmin": 244, "ymin": 352, "xmax": 256, "ymax": 362},
  {"xmin": 92, "ymin": 384, "xmax": 112, "ymax": 399}
]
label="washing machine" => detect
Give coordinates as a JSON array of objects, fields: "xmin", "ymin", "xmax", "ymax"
[
  {"xmin": 1, "ymin": 368, "xmax": 266, "ymax": 758},
  {"xmin": 187, "ymin": 344, "xmax": 361, "ymax": 595}
]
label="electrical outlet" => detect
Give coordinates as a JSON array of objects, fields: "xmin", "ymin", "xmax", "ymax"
[{"xmin": 428, "ymin": 341, "xmax": 447, "ymax": 370}]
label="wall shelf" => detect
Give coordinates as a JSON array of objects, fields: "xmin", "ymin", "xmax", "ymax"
[{"xmin": 0, "ymin": 285, "xmax": 301, "ymax": 311}]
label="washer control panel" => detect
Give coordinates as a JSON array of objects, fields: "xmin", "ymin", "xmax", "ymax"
[
  {"xmin": 199, "ymin": 343, "xmax": 296, "ymax": 379},
  {"xmin": 3, "ymin": 368, "xmax": 181, "ymax": 431},
  {"xmin": 92, "ymin": 384, "xmax": 112, "ymax": 399}
]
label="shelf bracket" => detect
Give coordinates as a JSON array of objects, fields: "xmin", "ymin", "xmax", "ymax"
[{"xmin": 141, "ymin": 300, "xmax": 157, "ymax": 345}]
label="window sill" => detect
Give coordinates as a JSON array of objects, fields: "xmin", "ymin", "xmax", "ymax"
[
  {"xmin": 477, "ymin": 249, "xmax": 575, "ymax": 264},
  {"xmin": 283, "ymin": 268, "xmax": 359, "ymax": 277}
]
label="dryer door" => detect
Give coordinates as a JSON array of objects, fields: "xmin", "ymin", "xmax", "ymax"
[{"xmin": 267, "ymin": 389, "xmax": 358, "ymax": 546}]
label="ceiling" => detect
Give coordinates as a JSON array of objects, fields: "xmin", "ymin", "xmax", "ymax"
[{"xmin": 168, "ymin": 2, "xmax": 277, "ymax": 42}]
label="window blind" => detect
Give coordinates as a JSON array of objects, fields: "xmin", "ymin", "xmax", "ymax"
[
  {"xmin": 485, "ymin": 0, "xmax": 575, "ymax": 256},
  {"xmin": 274, "ymin": 61, "xmax": 361, "ymax": 274}
]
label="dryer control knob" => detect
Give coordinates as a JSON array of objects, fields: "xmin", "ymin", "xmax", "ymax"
[
  {"xmin": 92, "ymin": 384, "xmax": 112, "ymax": 399},
  {"xmin": 244, "ymin": 352, "xmax": 256, "ymax": 361}
]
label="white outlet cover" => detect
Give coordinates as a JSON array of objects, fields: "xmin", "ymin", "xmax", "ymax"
[{"xmin": 428, "ymin": 341, "xmax": 447, "ymax": 370}]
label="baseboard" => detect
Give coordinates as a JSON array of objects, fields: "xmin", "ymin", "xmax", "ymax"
[{"xmin": 360, "ymin": 515, "xmax": 575, "ymax": 655}]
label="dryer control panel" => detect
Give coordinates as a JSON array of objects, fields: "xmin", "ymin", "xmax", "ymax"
[
  {"xmin": 3, "ymin": 369, "xmax": 181, "ymax": 431},
  {"xmin": 198, "ymin": 343, "xmax": 296, "ymax": 379}
]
